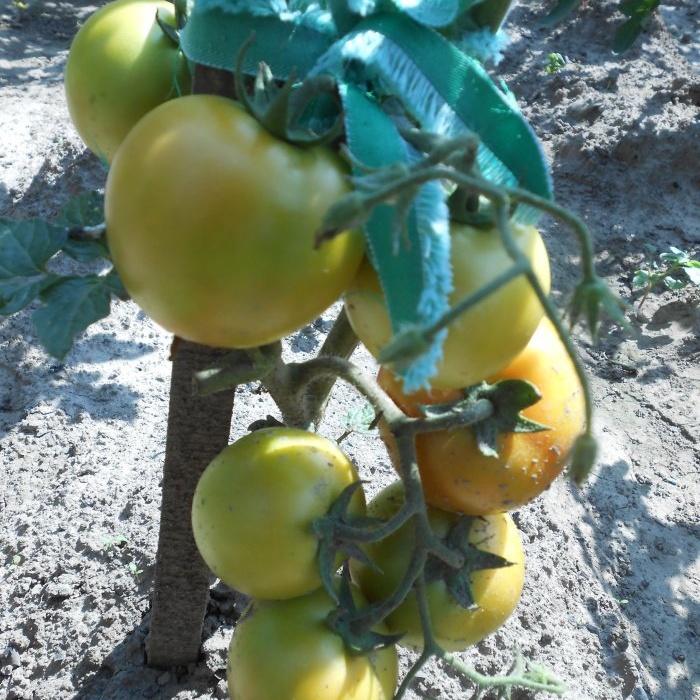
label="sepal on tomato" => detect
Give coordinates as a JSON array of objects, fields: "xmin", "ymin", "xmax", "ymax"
[
  {"xmin": 325, "ymin": 568, "xmax": 406, "ymax": 652},
  {"xmin": 314, "ymin": 481, "xmax": 384, "ymax": 604},
  {"xmin": 424, "ymin": 516, "xmax": 516, "ymax": 610}
]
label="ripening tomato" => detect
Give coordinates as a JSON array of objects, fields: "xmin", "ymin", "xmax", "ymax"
[
  {"xmin": 379, "ymin": 315, "xmax": 586, "ymax": 515},
  {"xmin": 105, "ymin": 94, "xmax": 364, "ymax": 348},
  {"xmin": 228, "ymin": 583, "xmax": 398, "ymax": 700},
  {"xmin": 191, "ymin": 428, "xmax": 366, "ymax": 600},
  {"xmin": 65, "ymin": 0, "xmax": 190, "ymax": 162},
  {"xmin": 344, "ymin": 222, "xmax": 550, "ymax": 390},
  {"xmin": 350, "ymin": 482, "xmax": 524, "ymax": 652}
]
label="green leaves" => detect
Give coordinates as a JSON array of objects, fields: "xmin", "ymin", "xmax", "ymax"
[
  {"xmin": 0, "ymin": 219, "xmax": 66, "ymax": 314},
  {"xmin": 541, "ymin": 0, "xmax": 660, "ymax": 52},
  {"xmin": 0, "ymin": 191, "xmax": 124, "ymax": 360},
  {"xmin": 32, "ymin": 273, "xmax": 125, "ymax": 360},
  {"xmin": 633, "ymin": 245, "xmax": 700, "ymax": 309},
  {"xmin": 614, "ymin": 0, "xmax": 660, "ymax": 53}
]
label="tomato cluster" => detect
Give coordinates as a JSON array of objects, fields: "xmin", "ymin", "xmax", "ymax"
[
  {"xmin": 65, "ymin": 1, "xmax": 364, "ymax": 348},
  {"xmin": 192, "ymin": 428, "xmax": 399, "ymax": 700},
  {"xmin": 338, "ymin": 213, "xmax": 585, "ymax": 663},
  {"xmin": 66, "ymin": 3, "xmax": 587, "ymax": 696}
]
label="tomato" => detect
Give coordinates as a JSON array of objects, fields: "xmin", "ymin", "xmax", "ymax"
[
  {"xmin": 350, "ymin": 482, "xmax": 524, "ymax": 652},
  {"xmin": 64, "ymin": 0, "xmax": 190, "ymax": 163},
  {"xmin": 379, "ymin": 315, "xmax": 585, "ymax": 515},
  {"xmin": 191, "ymin": 427, "xmax": 366, "ymax": 600},
  {"xmin": 228, "ymin": 583, "xmax": 398, "ymax": 700},
  {"xmin": 105, "ymin": 94, "xmax": 364, "ymax": 348},
  {"xmin": 344, "ymin": 222, "xmax": 550, "ymax": 390}
]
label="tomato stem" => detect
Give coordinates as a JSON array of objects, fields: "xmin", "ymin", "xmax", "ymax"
[{"xmin": 441, "ymin": 647, "xmax": 568, "ymax": 695}]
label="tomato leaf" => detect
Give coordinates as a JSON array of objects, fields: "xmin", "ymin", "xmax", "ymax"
[
  {"xmin": 613, "ymin": 0, "xmax": 660, "ymax": 54},
  {"xmin": 55, "ymin": 190, "xmax": 110, "ymax": 262},
  {"xmin": 0, "ymin": 193, "xmax": 123, "ymax": 358},
  {"xmin": 32, "ymin": 274, "xmax": 117, "ymax": 359},
  {"xmin": 0, "ymin": 218, "xmax": 66, "ymax": 314}
]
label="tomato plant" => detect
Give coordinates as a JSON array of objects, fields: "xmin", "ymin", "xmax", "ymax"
[
  {"xmin": 344, "ymin": 222, "xmax": 550, "ymax": 390},
  {"xmin": 191, "ymin": 427, "xmax": 366, "ymax": 600},
  {"xmin": 350, "ymin": 482, "xmax": 524, "ymax": 652},
  {"xmin": 379, "ymin": 315, "xmax": 585, "ymax": 515},
  {"xmin": 227, "ymin": 582, "xmax": 398, "ymax": 700},
  {"xmin": 105, "ymin": 94, "xmax": 365, "ymax": 349},
  {"xmin": 64, "ymin": 0, "xmax": 191, "ymax": 163}
]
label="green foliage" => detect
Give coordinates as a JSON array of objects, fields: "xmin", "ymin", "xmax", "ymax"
[
  {"xmin": 633, "ymin": 245, "xmax": 700, "ymax": 308},
  {"xmin": 128, "ymin": 560, "xmax": 145, "ymax": 581},
  {"xmin": 614, "ymin": 0, "xmax": 661, "ymax": 53},
  {"xmin": 545, "ymin": 52, "xmax": 567, "ymax": 74},
  {"xmin": 102, "ymin": 534, "xmax": 129, "ymax": 550},
  {"xmin": 542, "ymin": 0, "xmax": 660, "ymax": 52},
  {"xmin": 0, "ymin": 191, "xmax": 125, "ymax": 360},
  {"xmin": 344, "ymin": 403, "xmax": 377, "ymax": 435}
]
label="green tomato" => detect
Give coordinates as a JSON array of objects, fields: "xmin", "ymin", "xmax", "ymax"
[
  {"xmin": 64, "ymin": 0, "xmax": 190, "ymax": 162},
  {"xmin": 344, "ymin": 222, "xmax": 550, "ymax": 390},
  {"xmin": 350, "ymin": 482, "xmax": 525, "ymax": 652},
  {"xmin": 105, "ymin": 94, "xmax": 364, "ymax": 349},
  {"xmin": 191, "ymin": 428, "xmax": 366, "ymax": 600},
  {"xmin": 228, "ymin": 583, "xmax": 398, "ymax": 700}
]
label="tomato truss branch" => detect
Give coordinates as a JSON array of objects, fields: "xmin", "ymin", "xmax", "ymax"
[
  {"xmin": 318, "ymin": 135, "xmax": 630, "ymax": 483},
  {"xmin": 397, "ymin": 576, "xmax": 566, "ymax": 700},
  {"xmin": 441, "ymin": 647, "xmax": 568, "ymax": 698}
]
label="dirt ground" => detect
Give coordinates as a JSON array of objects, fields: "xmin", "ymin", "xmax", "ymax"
[{"xmin": 0, "ymin": 1, "xmax": 698, "ymax": 699}]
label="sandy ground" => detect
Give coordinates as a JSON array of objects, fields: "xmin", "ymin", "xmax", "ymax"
[{"xmin": 1, "ymin": 1, "xmax": 698, "ymax": 699}]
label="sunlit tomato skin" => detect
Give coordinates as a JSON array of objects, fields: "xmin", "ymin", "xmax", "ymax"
[
  {"xmin": 344, "ymin": 222, "xmax": 550, "ymax": 390},
  {"xmin": 350, "ymin": 482, "xmax": 524, "ymax": 652},
  {"xmin": 228, "ymin": 583, "xmax": 398, "ymax": 700},
  {"xmin": 191, "ymin": 428, "xmax": 366, "ymax": 600},
  {"xmin": 64, "ymin": 0, "xmax": 190, "ymax": 162},
  {"xmin": 379, "ymin": 316, "xmax": 586, "ymax": 515},
  {"xmin": 105, "ymin": 94, "xmax": 364, "ymax": 348}
]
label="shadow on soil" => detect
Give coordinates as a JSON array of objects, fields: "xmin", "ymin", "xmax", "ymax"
[
  {"xmin": 574, "ymin": 460, "xmax": 698, "ymax": 699},
  {"xmin": 70, "ymin": 591, "xmax": 244, "ymax": 700}
]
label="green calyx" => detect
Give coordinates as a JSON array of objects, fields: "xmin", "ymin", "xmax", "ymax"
[
  {"xmin": 424, "ymin": 516, "xmax": 515, "ymax": 609},
  {"xmin": 234, "ymin": 35, "xmax": 344, "ymax": 147}
]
